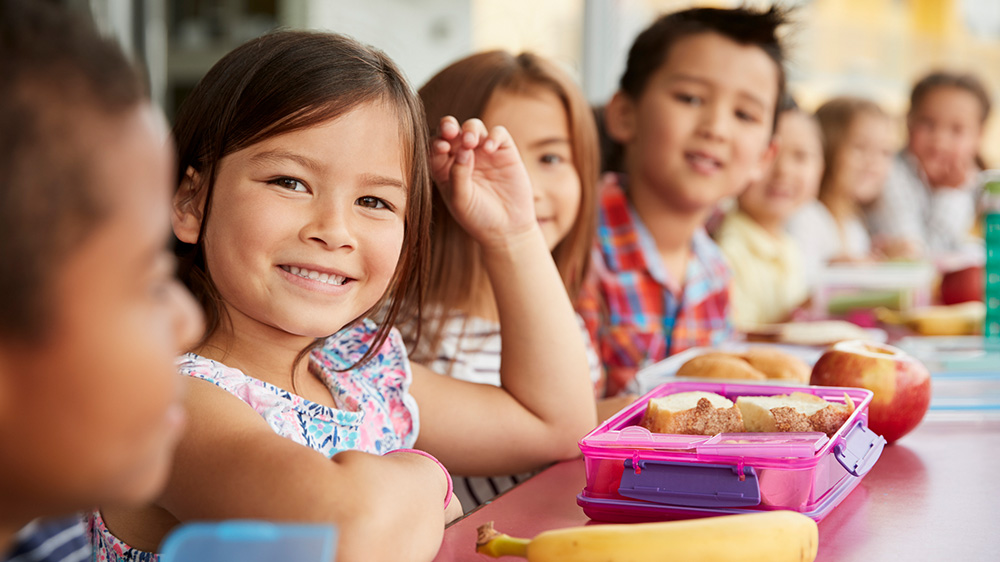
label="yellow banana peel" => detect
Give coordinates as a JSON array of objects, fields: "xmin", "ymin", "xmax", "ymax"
[
  {"xmin": 877, "ymin": 302, "xmax": 985, "ymax": 336},
  {"xmin": 475, "ymin": 511, "xmax": 818, "ymax": 562}
]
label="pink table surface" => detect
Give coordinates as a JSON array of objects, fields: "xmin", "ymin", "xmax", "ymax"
[{"xmin": 434, "ymin": 416, "xmax": 1000, "ymax": 561}]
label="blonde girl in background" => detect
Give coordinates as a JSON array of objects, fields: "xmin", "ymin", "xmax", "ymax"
[
  {"xmin": 412, "ymin": 50, "xmax": 613, "ymax": 511},
  {"xmin": 90, "ymin": 31, "xmax": 595, "ymax": 562},
  {"xmin": 788, "ymin": 96, "xmax": 895, "ymax": 285}
]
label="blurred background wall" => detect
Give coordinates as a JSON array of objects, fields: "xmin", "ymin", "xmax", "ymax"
[{"xmin": 72, "ymin": 0, "xmax": 1000, "ymax": 165}]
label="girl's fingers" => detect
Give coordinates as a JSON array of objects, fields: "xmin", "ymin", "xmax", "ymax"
[
  {"xmin": 431, "ymin": 138, "xmax": 452, "ymax": 155},
  {"xmin": 459, "ymin": 118, "xmax": 488, "ymax": 149},
  {"xmin": 437, "ymin": 116, "xmax": 461, "ymax": 141},
  {"xmin": 482, "ymin": 125, "xmax": 513, "ymax": 154}
]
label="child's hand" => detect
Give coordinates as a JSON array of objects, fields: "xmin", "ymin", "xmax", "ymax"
[
  {"xmin": 873, "ymin": 236, "xmax": 921, "ymax": 261},
  {"xmin": 430, "ymin": 116, "xmax": 537, "ymax": 250},
  {"xmin": 922, "ymin": 153, "xmax": 974, "ymax": 189}
]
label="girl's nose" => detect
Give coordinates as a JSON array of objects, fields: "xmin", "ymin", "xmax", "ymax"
[{"xmin": 301, "ymin": 200, "xmax": 358, "ymax": 250}]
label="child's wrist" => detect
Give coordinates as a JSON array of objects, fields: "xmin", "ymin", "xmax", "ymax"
[
  {"xmin": 477, "ymin": 224, "xmax": 545, "ymax": 260},
  {"xmin": 384, "ymin": 448, "xmax": 453, "ymax": 509}
]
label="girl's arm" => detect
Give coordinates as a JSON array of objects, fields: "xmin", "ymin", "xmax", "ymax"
[
  {"xmin": 411, "ymin": 117, "xmax": 597, "ymax": 476},
  {"xmin": 156, "ymin": 377, "xmax": 455, "ymax": 562}
]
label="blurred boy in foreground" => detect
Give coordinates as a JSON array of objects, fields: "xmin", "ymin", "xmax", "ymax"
[{"xmin": 0, "ymin": 1, "xmax": 201, "ymax": 559}]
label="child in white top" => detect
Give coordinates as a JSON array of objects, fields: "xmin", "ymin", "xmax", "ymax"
[
  {"xmin": 866, "ymin": 71, "xmax": 991, "ymax": 259},
  {"xmin": 91, "ymin": 31, "xmax": 596, "ymax": 562},
  {"xmin": 412, "ymin": 50, "xmax": 611, "ymax": 511},
  {"xmin": 788, "ymin": 96, "xmax": 895, "ymax": 286}
]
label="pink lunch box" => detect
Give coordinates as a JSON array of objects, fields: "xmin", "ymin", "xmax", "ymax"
[{"xmin": 577, "ymin": 380, "xmax": 885, "ymax": 522}]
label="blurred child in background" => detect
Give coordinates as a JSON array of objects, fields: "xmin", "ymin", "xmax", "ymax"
[
  {"xmin": 0, "ymin": 0, "xmax": 202, "ymax": 559},
  {"xmin": 866, "ymin": 71, "xmax": 991, "ymax": 260},
  {"xmin": 415, "ymin": 50, "xmax": 608, "ymax": 511},
  {"xmin": 788, "ymin": 96, "xmax": 895, "ymax": 286},
  {"xmin": 716, "ymin": 101, "xmax": 823, "ymax": 329},
  {"xmin": 579, "ymin": 6, "xmax": 785, "ymax": 395}
]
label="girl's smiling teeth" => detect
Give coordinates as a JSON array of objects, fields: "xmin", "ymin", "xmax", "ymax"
[{"xmin": 281, "ymin": 265, "xmax": 348, "ymax": 285}]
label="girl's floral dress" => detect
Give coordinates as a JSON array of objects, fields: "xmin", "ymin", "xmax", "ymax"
[{"xmin": 89, "ymin": 320, "xmax": 419, "ymax": 561}]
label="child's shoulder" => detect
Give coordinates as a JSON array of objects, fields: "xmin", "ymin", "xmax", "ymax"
[
  {"xmin": 178, "ymin": 351, "xmax": 245, "ymax": 385},
  {"xmin": 704, "ymin": 209, "xmax": 746, "ymax": 245}
]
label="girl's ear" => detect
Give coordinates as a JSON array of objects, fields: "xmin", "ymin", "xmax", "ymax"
[
  {"xmin": 173, "ymin": 167, "xmax": 207, "ymax": 244},
  {"xmin": 604, "ymin": 91, "xmax": 637, "ymax": 144}
]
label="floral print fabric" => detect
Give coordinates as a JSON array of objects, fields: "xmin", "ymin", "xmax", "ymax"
[{"xmin": 89, "ymin": 320, "xmax": 419, "ymax": 561}]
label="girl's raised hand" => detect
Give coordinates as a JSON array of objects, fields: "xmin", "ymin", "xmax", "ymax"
[{"xmin": 430, "ymin": 116, "xmax": 538, "ymax": 249}]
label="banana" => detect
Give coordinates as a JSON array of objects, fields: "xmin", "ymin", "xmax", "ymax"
[
  {"xmin": 475, "ymin": 510, "xmax": 818, "ymax": 562},
  {"xmin": 876, "ymin": 302, "xmax": 986, "ymax": 336}
]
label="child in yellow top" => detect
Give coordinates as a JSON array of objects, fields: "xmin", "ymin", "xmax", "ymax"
[{"xmin": 715, "ymin": 103, "xmax": 824, "ymax": 329}]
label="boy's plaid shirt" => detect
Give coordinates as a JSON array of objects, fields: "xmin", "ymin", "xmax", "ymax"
[{"xmin": 578, "ymin": 174, "xmax": 733, "ymax": 396}]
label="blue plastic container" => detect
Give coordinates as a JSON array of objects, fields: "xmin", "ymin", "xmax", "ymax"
[{"xmin": 160, "ymin": 521, "xmax": 337, "ymax": 562}]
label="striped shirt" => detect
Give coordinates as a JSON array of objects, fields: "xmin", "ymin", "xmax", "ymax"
[
  {"xmin": 577, "ymin": 173, "xmax": 733, "ymax": 397},
  {"xmin": 3, "ymin": 517, "xmax": 89, "ymax": 562},
  {"xmin": 866, "ymin": 151, "xmax": 978, "ymax": 256},
  {"xmin": 424, "ymin": 312, "xmax": 602, "ymax": 512},
  {"xmin": 424, "ymin": 314, "xmax": 602, "ymax": 389}
]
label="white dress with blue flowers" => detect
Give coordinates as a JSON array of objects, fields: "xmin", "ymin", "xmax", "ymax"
[{"xmin": 88, "ymin": 320, "xmax": 419, "ymax": 561}]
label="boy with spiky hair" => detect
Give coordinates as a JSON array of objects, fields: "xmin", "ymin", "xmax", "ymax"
[{"xmin": 580, "ymin": 6, "xmax": 788, "ymax": 395}]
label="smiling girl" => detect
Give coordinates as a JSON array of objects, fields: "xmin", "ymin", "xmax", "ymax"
[
  {"xmin": 89, "ymin": 32, "xmax": 595, "ymax": 562},
  {"xmin": 410, "ymin": 51, "xmax": 605, "ymax": 510}
]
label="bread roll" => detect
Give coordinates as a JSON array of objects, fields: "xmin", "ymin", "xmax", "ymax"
[
  {"xmin": 736, "ymin": 392, "xmax": 854, "ymax": 437},
  {"xmin": 639, "ymin": 391, "xmax": 745, "ymax": 435},
  {"xmin": 739, "ymin": 347, "xmax": 811, "ymax": 383},
  {"xmin": 675, "ymin": 348, "xmax": 809, "ymax": 383},
  {"xmin": 675, "ymin": 353, "xmax": 767, "ymax": 381}
]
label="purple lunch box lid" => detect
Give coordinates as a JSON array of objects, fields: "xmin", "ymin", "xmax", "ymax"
[{"xmin": 576, "ymin": 465, "xmax": 864, "ymax": 523}]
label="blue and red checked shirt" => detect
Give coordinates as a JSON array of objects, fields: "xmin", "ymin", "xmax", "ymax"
[{"xmin": 578, "ymin": 174, "xmax": 734, "ymax": 396}]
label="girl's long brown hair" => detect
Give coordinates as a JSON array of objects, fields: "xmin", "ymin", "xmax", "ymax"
[
  {"xmin": 409, "ymin": 50, "xmax": 599, "ymax": 362},
  {"xmin": 172, "ymin": 31, "xmax": 431, "ymax": 369}
]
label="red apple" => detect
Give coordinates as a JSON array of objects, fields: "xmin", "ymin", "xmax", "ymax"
[
  {"xmin": 810, "ymin": 340, "xmax": 931, "ymax": 444},
  {"xmin": 939, "ymin": 265, "xmax": 984, "ymax": 305}
]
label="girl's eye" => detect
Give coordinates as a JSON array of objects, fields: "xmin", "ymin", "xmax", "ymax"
[
  {"xmin": 269, "ymin": 177, "xmax": 308, "ymax": 192},
  {"xmin": 673, "ymin": 93, "xmax": 701, "ymax": 106},
  {"xmin": 357, "ymin": 195, "xmax": 390, "ymax": 210},
  {"xmin": 540, "ymin": 154, "xmax": 564, "ymax": 165},
  {"xmin": 736, "ymin": 110, "xmax": 759, "ymax": 123}
]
